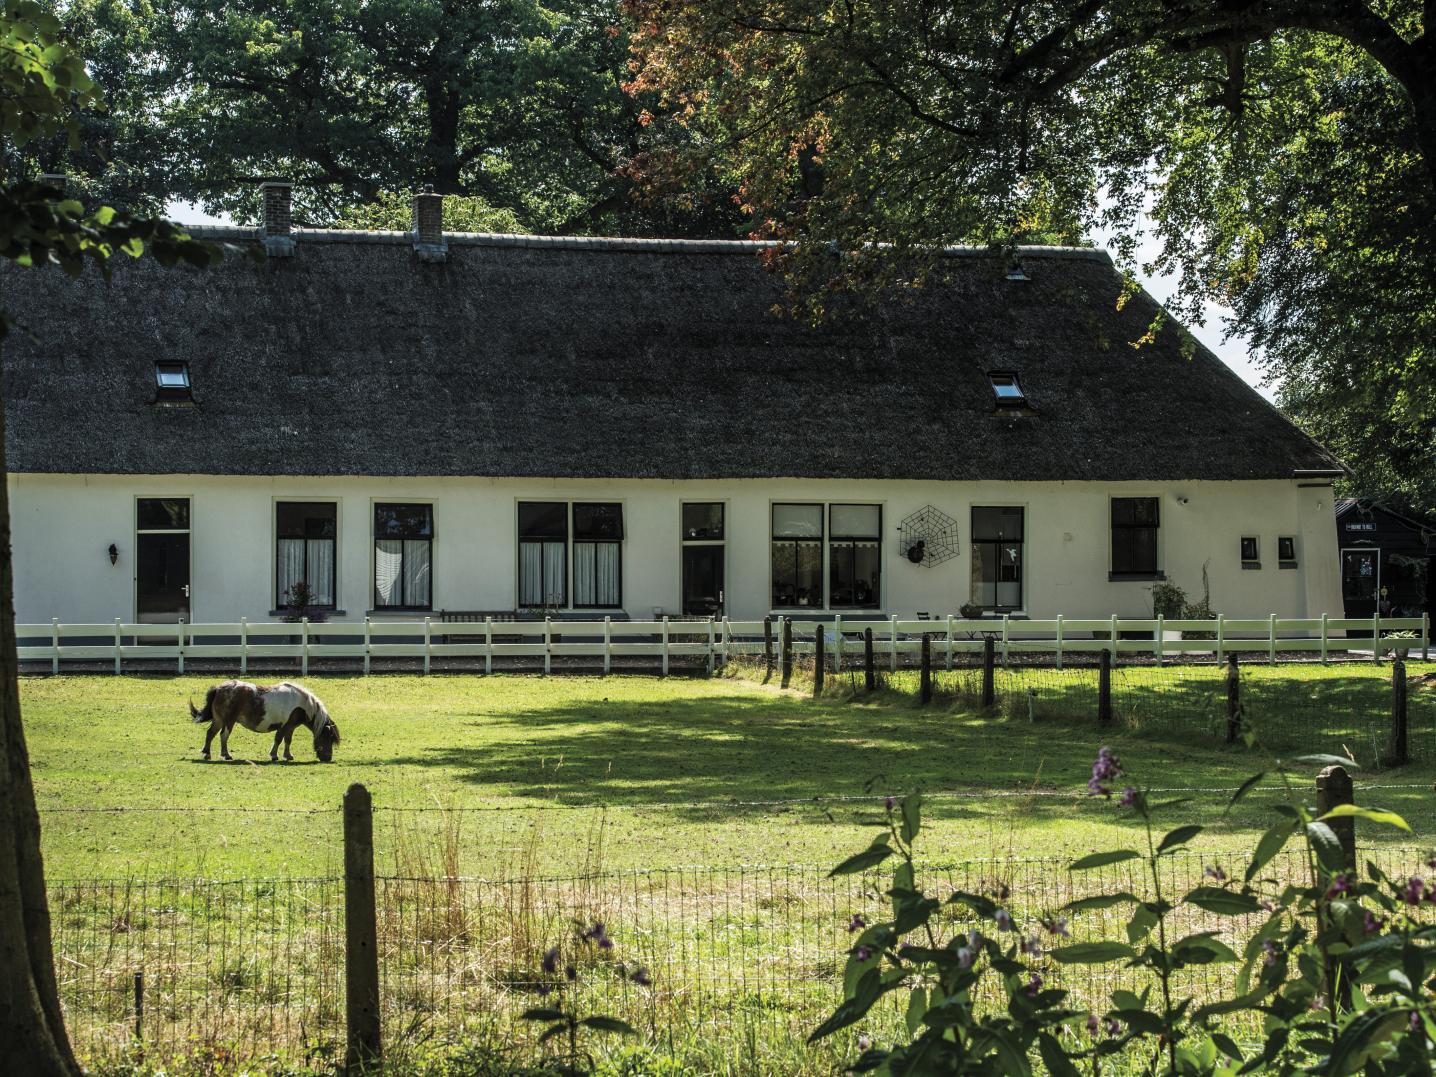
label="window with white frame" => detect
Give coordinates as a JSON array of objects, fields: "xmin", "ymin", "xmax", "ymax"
[
  {"xmin": 276, "ymin": 501, "xmax": 336, "ymax": 608},
  {"xmin": 828, "ymin": 504, "xmax": 882, "ymax": 608},
  {"xmin": 970, "ymin": 506, "xmax": 1023, "ymax": 611},
  {"xmin": 771, "ymin": 502, "xmax": 882, "ymax": 609},
  {"xmin": 374, "ymin": 503, "xmax": 432, "ymax": 609}
]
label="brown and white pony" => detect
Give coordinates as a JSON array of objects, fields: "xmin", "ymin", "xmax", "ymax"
[{"xmin": 189, "ymin": 680, "xmax": 341, "ymax": 762}]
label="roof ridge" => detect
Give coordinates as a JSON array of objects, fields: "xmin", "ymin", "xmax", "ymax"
[{"xmin": 177, "ymin": 224, "xmax": 1112, "ymax": 261}]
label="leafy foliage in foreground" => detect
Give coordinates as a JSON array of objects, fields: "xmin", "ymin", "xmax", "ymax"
[{"xmin": 818, "ymin": 751, "xmax": 1436, "ymax": 1073}]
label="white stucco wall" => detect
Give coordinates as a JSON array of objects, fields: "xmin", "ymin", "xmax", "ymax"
[{"xmin": 5, "ymin": 474, "xmax": 1342, "ymax": 625}]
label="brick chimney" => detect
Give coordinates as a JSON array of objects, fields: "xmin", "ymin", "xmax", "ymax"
[
  {"xmin": 412, "ymin": 187, "xmax": 447, "ymax": 262},
  {"xmin": 259, "ymin": 179, "xmax": 295, "ymax": 257}
]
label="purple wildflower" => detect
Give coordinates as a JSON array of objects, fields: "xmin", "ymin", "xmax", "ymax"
[
  {"xmin": 956, "ymin": 946, "xmax": 974, "ymax": 969},
  {"xmin": 1105, "ymin": 1018, "xmax": 1122, "ymax": 1037},
  {"xmin": 1364, "ymin": 910, "xmax": 1385, "ymax": 935},
  {"xmin": 1026, "ymin": 972, "xmax": 1044, "ymax": 997},
  {"xmin": 847, "ymin": 914, "xmax": 866, "ymax": 934},
  {"xmin": 885, "ymin": 796, "xmax": 896, "ymax": 812},
  {"xmin": 1088, "ymin": 747, "xmax": 1123, "ymax": 798},
  {"xmin": 1042, "ymin": 916, "xmax": 1070, "ymax": 937},
  {"xmin": 857, "ymin": 1034, "xmax": 872, "ymax": 1051},
  {"xmin": 968, "ymin": 929, "xmax": 983, "ymax": 949},
  {"xmin": 581, "ymin": 922, "xmax": 614, "ymax": 949},
  {"xmin": 1262, "ymin": 940, "xmax": 1280, "ymax": 967},
  {"xmin": 995, "ymin": 908, "xmax": 1013, "ymax": 931},
  {"xmin": 1406, "ymin": 877, "xmax": 1427, "ymax": 906},
  {"xmin": 1086, "ymin": 1014, "xmax": 1100, "ymax": 1035},
  {"xmin": 1259, "ymin": 898, "xmax": 1275, "ymax": 912},
  {"xmin": 535, "ymin": 982, "xmax": 551, "ymax": 997},
  {"xmin": 565, "ymin": 964, "xmax": 577, "ymax": 981},
  {"xmin": 1205, "ymin": 865, "xmax": 1227, "ymax": 884},
  {"xmin": 854, "ymin": 945, "xmax": 873, "ymax": 962},
  {"xmin": 1020, "ymin": 934, "xmax": 1043, "ymax": 958},
  {"xmin": 1411, "ymin": 1011, "xmax": 1423, "ymax": 1033},
  {"xmin": 541, "ymin": 946, "xmax": 560, "ymax": 974},
  {"xmin": 1325, "ymin": 873, "xmax": 1351, "ymax": 899},
  {"xmin": 1119, "ymin": 787, "xmax": 1139, "ymax": 809},
  {"xmin": 630, "ymin": 966, "xmax": 651, "ymax": 987}
]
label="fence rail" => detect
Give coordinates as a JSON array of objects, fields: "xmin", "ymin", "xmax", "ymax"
[{"xmin": 18, "ymin": 613, "xmax": 1431, "ymax": 675}]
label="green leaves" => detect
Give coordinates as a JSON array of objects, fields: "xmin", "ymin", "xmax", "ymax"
[
  {"xmin": 1246, "ymin": 820, "xmax": 1295, "ymax": 883},
  {"xmin": 1226, "ymin": 771, "xmax": 1266, "ymax": 812},
  {"xmin": 1157, "ymin": 824, "xmax": 1203, "ymax": 854},
  {"xmin": 899, "ymin": 793, "xmax": 921, "ymax": 844},
  {"xmin": 1065, "ymin": 891, "xmax": 1141, "ymax": 912},
  {"xmin": 829, "ymin": 836, "xmax": 893, "ymax": 877},
  {"xmin": 1049, "ymin": 941, "xmax": 1137, "ymax": 964},
  {"xmin": 1306, "ymin": 820, "xmax": 1349, "ymax": 873},
  {"xmin": 578, "ymin": 1015, "xmax": 635, "ymax": 1035},
  {"xmin": 1327, "ymin": 1005, "xmax": 1408, "ymax": 1075},
  {"xmin": 1070, "ymin": 850, "xmax": 1141, "ymax": 870},
  {"xmin": 1185, "ymin": 887, "xmax": 1262, "ymax": 916},
  {"xmin": 1317, "ymin": 804, "xmax": 1411, "ymax": 832}
]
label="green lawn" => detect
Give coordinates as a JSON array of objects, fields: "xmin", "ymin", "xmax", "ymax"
[{"xmin": 23, "ymin": 663, "xmax": 1436, "ymax": 880}]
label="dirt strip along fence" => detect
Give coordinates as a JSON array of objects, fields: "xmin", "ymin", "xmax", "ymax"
[{"xmin": 49, "ymin": 787, "xmax": 1434, "ymax": 1071}]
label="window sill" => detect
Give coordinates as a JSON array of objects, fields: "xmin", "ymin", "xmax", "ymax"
[
  {"xmin": 1108, "ymin": 572, "xmax": 1165, "ymax": 582},
  {"xmin": 366, "ymin": 608, "xmax": 434, "ymax": 617},
  {"xmin": 268, "ymin": 609, "xmax": 345, "ymax": 618},
  {"xmin": 1279, "ymin": 561, "xmax": 1299, "ymax": 570},
  {"xmin": 1241, "ymin": 562, "xmax": 1262, "ymax": 571}
]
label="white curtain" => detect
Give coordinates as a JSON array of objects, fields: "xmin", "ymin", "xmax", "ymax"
[
  {"xmin": 403, "ymin": 539, "xmax": 431, "ymax": 607},
  {"xmin": 520, "ymin": 542, "xmax": 544, "ymax": 606},
  {"xmin": 375, "ymin": 539, "xmax": 403, "ymax": 606},
  {"xmin": 595, "ymin": 542, "xmax": 619, "ymax": 606},
  {"xmin": 543, "ymin": 541, "xmax": 565, "ymax": 606},
  {"xmin": 307, "ymin": 539, "xmax": 335, "ymax": 605},
  {"xmin": 277, "ymin": 539, "xmax": 306, "ymax": 605},
  {"xmin": 575, "ymin": 542, "xmax": 620, "ymax": 607}
]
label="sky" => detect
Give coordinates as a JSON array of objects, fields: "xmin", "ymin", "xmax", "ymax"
[{"xmin": 164, "ymin": 198, "xmax": 1276, "ymax": 402}]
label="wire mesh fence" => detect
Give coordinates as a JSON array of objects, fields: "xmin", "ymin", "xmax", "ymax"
[{"xmin": 51, "ymin": 846, "xmax": 1434, "ymax": 1072}]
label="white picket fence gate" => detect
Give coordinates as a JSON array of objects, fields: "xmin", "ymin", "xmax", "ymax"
[{"xmin": 16, "ymin": 613, "xmax": 1431, "ymax": 676}]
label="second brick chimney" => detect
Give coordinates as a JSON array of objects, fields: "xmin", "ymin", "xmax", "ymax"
[
  {"xmin": 412, "ymin": 188, "xmax": 447, "ymax": 262},
  {"xmin": 259, "ymin": 179, "xmax": 295, "ymax": 257}
]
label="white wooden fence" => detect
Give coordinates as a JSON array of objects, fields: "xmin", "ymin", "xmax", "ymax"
[{"xmin": 16, "ymin": 613, "xmax": 1430, "ymax": 675}]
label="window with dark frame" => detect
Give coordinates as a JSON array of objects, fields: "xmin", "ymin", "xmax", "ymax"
[
  {"xmin": 1111, "ymin": 497, "xmax": 1160, "ymax": 577},
  {"xmin": 771, "ymin": 504, "xmax": 824, "ymax": 608},
  {"xmin": 276, "ymin": 502, "xmax": 337, "ymax": 608},
  {"xmin": 572, "ymin": 502, "xmax": 623, "ymax": 608},
  {"xmin": 971, "ymin": 507, "xmax": 1024, "ymax": 610},
  {"xmin": 1278, "ymin": 536, "xmax": 1297, "ymax": 565},
  {"xmin": 518, "ymin": 502, "xmax": 568, "ymax": 608},
  {"xmin": 373, "ymin": 503, "xmax": 433, "ymax": 609},
  {"xmin": 1241, "ymin": 536, "xmax": 1260, "ymax": 564},
  {"xmin": 828, "ymin": 504, "xmax": 882, "ymax": 609},
  {"xmin": 682, "ymin": 503, "xmax": 725, "ymax": 615},
  {"xmin": 988, "ymin": 372, "xmax": 1026, "ymax": 406},
  {"xmin": 682, "ymin": 502, "xmax": 724, "ymax": 541},
  {"xmin": 154, "ymin": 361, "xmax": 192, "ymax": 403}
]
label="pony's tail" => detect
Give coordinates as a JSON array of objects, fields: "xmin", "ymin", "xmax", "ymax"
[{"xmin": 189, "ymin": 687, "xmax": 215, "ymax": 724}]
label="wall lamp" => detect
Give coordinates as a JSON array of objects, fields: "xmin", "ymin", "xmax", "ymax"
[{"xmin": 108, "ymin": 543, "xmax": 118, "ymax": 565}]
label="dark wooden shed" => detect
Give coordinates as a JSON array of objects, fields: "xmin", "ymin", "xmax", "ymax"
[{"xmin": 1335, "ymin": 499, "xmax": 1435, "ymax": 619}]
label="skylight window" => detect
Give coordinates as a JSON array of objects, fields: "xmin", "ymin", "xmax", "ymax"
[
  {"xmin": 154, "ymin": 361, "xmax": 193, "ymax": 404},
  {"xmin": 988, "ymin": 372, "xmax": 1026, "ymax": 406}
]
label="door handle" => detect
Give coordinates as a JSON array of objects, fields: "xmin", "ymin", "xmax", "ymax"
[{"xmin": 182, "ymin": 584, "xmax": 190, "ymax": 598}]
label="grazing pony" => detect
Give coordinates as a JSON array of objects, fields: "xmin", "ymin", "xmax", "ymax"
[{"xmin": 189, "ymin": 680, "xmax": 341, "ymax": 762}]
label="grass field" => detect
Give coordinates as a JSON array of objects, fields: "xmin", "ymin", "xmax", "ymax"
[{"xmin": 23, "ymin": 662, "xmax": 1436, "ymax": 880}]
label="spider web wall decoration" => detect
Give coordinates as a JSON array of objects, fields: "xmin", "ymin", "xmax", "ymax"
[{"xmin": 898, "ymin": 505, "xmax": 960, "ymax": 567}]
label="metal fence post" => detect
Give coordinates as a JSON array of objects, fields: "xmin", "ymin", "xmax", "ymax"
[
  {"xmin": 863, "ymin": 628, "xmax": 875, "ymax": 691},
  {"xmin": 945, "ymin": 614, "xmax": 954, "ymax": 670},
  {"xmin": 1390, "ymin": 652, "xmax": 1409, "ymax": 766},
  {"xmin": 363, "ymin": 617, "xmax": 371, "ymax": 676},
  {"xmin": 763, "ymin": 616, "xmax": 774, "ymax": 674},
  {"xmin": 50, "ymin": 617, "xmax": 59, "ymax": 676},
  {"xmin": 343, "ymin": 783, "xmax": 381, "ymax": 1072},
  {"xmin": 982, "ymin": 637, "xmax": 995, "ymax": 708},
  {"xmin": 919, "ymin": 633, "xmax": 932, "ymax": 704},
  {"xmin": 1424, "ymin": 612, "xmax": 1430, "ymax": 662},
  {"xmin": 1226, "ymin": 652, "xmax": 1241, "ymax": 744},
  {"xmin": 1098, "ymin": 648, "xmax": 1112, "ymax": 725},
  {"xmin": 1216, "ymin": 612, "xmax": 1225, "ymax": 665},
  {"xmin": 1155, "ymin": 614, "xmax": 1164, "ymax": 663},
  {"xmin": 1320, "ymin": 612, "xmax": 1329, "ymax": 665},
  {"xmin": 1107, "ymin": 614, "xmax": 1117, "ymax": 667},
  {"xmin": 1001, "ymin": 614, "xmax": 1010, "ymax": 667},
  {"xmin": 133, "ymin": 970, "xmax": 143, "ymax": 1045},
  {"xmin": 889, "ymin": 613, "xmax": 898, "ymax": 673},
  {"xmin": 833, "ymin": 612, "xmax": 843, "ymax": 673},
  {"xmin": 1372, "ymin": 612, "xmax": 1381, "ymax": 662}
]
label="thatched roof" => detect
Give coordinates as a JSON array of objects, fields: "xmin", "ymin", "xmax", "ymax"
[{"xmin": 1, "ymin": 230, "xmax": 1341, "ymax": 480}]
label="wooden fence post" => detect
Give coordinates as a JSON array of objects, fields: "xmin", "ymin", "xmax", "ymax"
[
  {"xmin": 485, "ymin": 616, "xmax": 494, "ymax": 675},
  {"xmin": 177, "ymin": 618, "xmax": 185, "ymax": 676},
  {"xmin": 303, "ymin": 616, "xmax": 311, "ymax": 677},
  {"xmin": 114, "ymin": 618, "xmax": 122, "ymax": 676},
  {"xmin": 343, "ymin": 783, "xmax": 381, "ymax": 1073},
  {"xmin": 545, "ymin": 616, "xmax": 553, "ymax": 676},
  {"xmin": 889, "ymin": 613, "xmax": 899, "ymax": 673},
  {"xmin": 1225, "ymin": 652, "xmax": 1241, "ymax": 743},
  {"xmin": 1320, "ymin": 612, "xmax": 1329, "ymax": 665},
  {"xmin": 1098, "ymin": 648, "xmax": 1113, "ymax": 725},
  {"xmin": 919, "ymin": 633, "xmax": 932, "ymax": 704},
  {"xmin": 763, "ymin": 616, "xmax": 773, "ymax": 674},
  {"xmin": 362, "ymin": 617, "xmax": 372, "ymax": 676},
  {"xmin": 982, "ymin": 637, "xmax": 995, "ymax": 708},
  {"xmin": 603, "ymin": 616, "xmax": 612, "ymax": 676},
  {"xmin": 1268, "ymin": 613, "xmax": 1277, "ymax": 665},
  {"xmin": 1389, "ymin": 652, "xmax": 1409, "ymax": 766},
  {"xmin": 1315, "ymin": 765, "xmax": 1356, "ymax": 870},
  {"xmin": 240, "ymin": 616, "xmax": 248, "ymax": 676},
  {"xmin": 945, "ymin": 614, "xmax": 954, "ymax": 670},
  {"xmin": 813, "ymin": 624, "xmax": 825, "ymax": 696},
  {"xmin": 1055, "ymin": 614, "xmax": 1064, "ymax": 670},
  {"xmin": 781, "ymin": 617, "xmax": 793, "ymax": 687},
  {"xmin": 707, "ymin": 617, "xmax": 716, "ymax": 677},
  {"xmin": 833, "ymin": 613, "xmax": 843, "ymax": 673},
  {"xmin": 421, "ymin": 616, "xmax": 430, "ymax": 676},
  {"xmin": 863, "ymin": 628, "xmax": 875, "ymax": 691},
  {"xmin": 133, "ymin": 971, "xmax": 143, "ymax": 1044}
]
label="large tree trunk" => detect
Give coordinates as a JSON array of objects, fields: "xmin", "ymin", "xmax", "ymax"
[{"xmin": 0, "ymin": 394, "xmax": 80, "ymax": 1075}]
